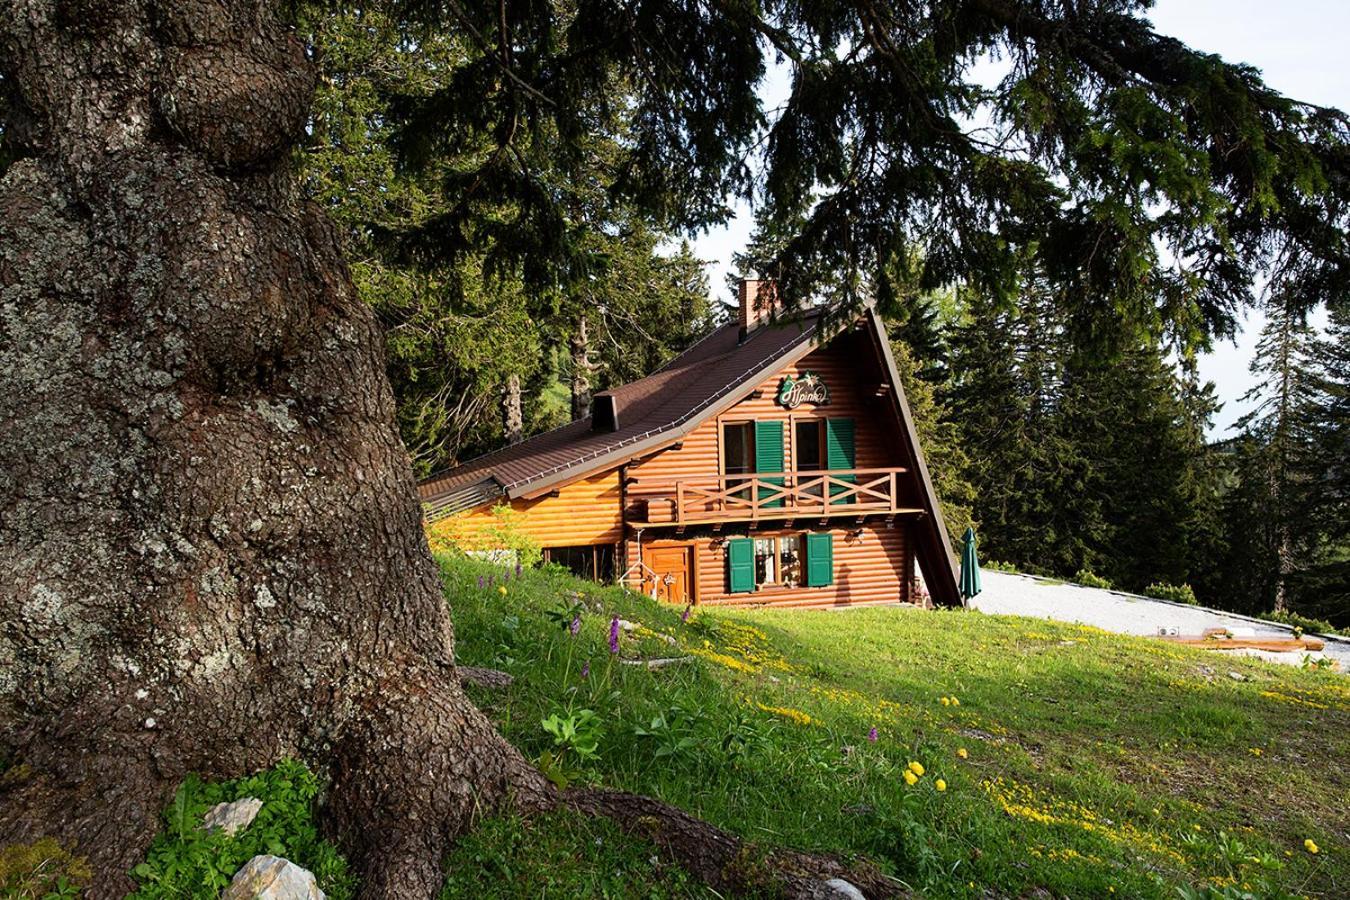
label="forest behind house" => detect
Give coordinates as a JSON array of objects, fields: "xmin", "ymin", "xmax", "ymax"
[{"xmin": 296, "ymin": 7, "xmax": 1348, "ymax": 630}]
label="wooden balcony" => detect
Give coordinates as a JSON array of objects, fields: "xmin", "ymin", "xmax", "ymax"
[{"xmin": 627, "ymin": 467, "xmax": 920, "ymax": 527}]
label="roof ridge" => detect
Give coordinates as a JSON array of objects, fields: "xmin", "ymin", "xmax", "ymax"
[{"xmin": 499, "ymin": 316, "xmax": 821, "ymax": 489}]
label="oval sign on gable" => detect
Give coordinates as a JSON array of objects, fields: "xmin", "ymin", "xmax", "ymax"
[{"xmin": 776, "ymin": 372, "xmax": 830, "ymax": 409}]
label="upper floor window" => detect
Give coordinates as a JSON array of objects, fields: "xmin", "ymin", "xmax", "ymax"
[
  {"xmin": 795, "ymin": 420, "xmax": 825, "ymax": 471},
  {"xmin": 722, "ymin": 422, "xmax": 755, "ymax": 475}
]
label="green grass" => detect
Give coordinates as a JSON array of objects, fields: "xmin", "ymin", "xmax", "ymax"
[
  {"xmin": 101, "ymin": 553, "xmax": 1346, "ymax": 898},
  {"xmin": 448, "ymin": 554, "xmax": 1348, "ymax": 899}
]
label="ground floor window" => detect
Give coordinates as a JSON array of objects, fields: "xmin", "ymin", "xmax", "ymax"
[
  {"xmin": 738, "ymin": 534, "xmax": 807, "ymax": 590},
  {"xmin": 544, "ymin": 544, "xmax": 616, "ymax": 582}
]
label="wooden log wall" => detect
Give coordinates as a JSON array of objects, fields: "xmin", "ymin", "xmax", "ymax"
[
  {"xmin": 627, "ymin": 524, "xmax": 912, "ymax": 608},
  {"xmin": 625, "ymin": 336, "xmax": 904, "ymax": 513},
  {"xmin": 447, "ymin": 470, "xmax": 623, "ymax": 547}
]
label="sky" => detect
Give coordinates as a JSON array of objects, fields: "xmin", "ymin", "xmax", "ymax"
[{"xmin": 689, "ymin": 1, "xmax": 1349, "ymax": 438}]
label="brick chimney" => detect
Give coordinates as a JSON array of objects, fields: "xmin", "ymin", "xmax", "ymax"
[{"xmin": 737, "ymin": 275, "xmax": 780, "ymax": 340}]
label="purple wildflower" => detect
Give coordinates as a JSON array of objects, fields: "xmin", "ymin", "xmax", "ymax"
[
  {"xmin": 609, "ymin": 616, "xmax": 620, "ymax": 654},
  {"xmin": 580, "ymin": 661, "xmax": 590, "ymax": 679},
  {"xmin": 477, "ymin": 576, "xmax": 485, "ymax": 589},
  {"xmin": 867, "ymin": 726, "xmax": 878, "ymax": 743},
  {"xmin": 570, "ymin": 615, "xmax": 581, "ymax": 636},
  {"xmin": 681, "ymin": 605, "xmax": 692, "ymax": 623},
  {"xmin": 515, "ymin": 563, "xmax": 523, "ymax": 578}
]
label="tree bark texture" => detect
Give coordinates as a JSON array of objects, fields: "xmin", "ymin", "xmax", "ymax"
[
  {"xmin": 0, "ymin": 4, "xmax": 903, "ymax": 898},
  {"xmin": 570, "ymin": 312, "xmax": 593, "ymax": 420},
  {"xmin": 501, "ymin": 372, "xmax": 523, "ymax": 444},
  {"xmin": 0, "ymin": 2, "xmax": 547, "ymax": 896}
]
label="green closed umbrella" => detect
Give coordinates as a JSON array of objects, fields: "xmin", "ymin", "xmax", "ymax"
[{"xmin": 959, "ymin": 526, "xmax": 982, "ymax": 602}]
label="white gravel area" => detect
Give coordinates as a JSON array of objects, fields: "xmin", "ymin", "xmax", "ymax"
[{"xmin": 968, "ymin": 570, "xmax": 1350, "ymax": 671}]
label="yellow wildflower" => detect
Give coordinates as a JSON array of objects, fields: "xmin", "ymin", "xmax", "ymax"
[
  {"xmin": 1249, "ymin": 747, "xmax": 1263, "ymax": 757},
  {"xmin": 903, "ymin": 770, "xmax": 918, "ymax": 786},
  {"xmin": 957, "ymin": 747, "xmax": 969, "ymax": 759},
  {"xmin": 755, "ymin": 702, "xmax": 814, "ymax": 726},
  {"xmin": 935, "ymin": 778, "xmax": 947, "ymax": 792},
  {"xmin": 952, "ymin": 697, "xmax": 961, "ymax": 706},
  {"xmin": 1304, "ymin": 839, "xmax": 1319, "ymax": 854},
  {"xmin": 908, "ymin": 761, "xmax": 925, "ymax": 776},
  {"xmin": 940, "ymin": 696, "xmax": 951, "ymax": 706},
  {"xmin": 498, "ymin": 585, "xmax": 507, "ymax": 595}
]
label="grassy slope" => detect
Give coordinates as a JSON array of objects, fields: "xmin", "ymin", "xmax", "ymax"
[{"xmin": 446, "ymin": 554, "xmax": 1347, "ymax": 899}]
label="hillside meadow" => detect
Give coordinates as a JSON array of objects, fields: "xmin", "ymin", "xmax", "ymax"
[{"xmin": 93, "ymin": 553, "xmax": 1346, "ymax": 899}]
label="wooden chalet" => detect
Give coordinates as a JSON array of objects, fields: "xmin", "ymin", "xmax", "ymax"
[{"xmin": 419, "ymin": 279, "xmax": 960, "ymax": 609}]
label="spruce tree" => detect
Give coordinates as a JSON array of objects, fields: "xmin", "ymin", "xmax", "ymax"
[
  {"xmin": 1298, "ymin": 305, "xmax": 1350, "ymax": 625},
  {"xmin": 1231, "ymin": 300, "xmax": 1322, "ymax": 613}
]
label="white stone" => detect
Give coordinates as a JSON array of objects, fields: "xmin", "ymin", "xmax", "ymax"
[
  {"xmin": 822, "ymin": 877, "xmax": 866, "ymax": 899},
  {"xmin": 222, "ymin": 855, "xmax": 324, "ymax": 900},
  {"xmin": 202, "ymin": 797, "xmax": 264, "ymax": 836}
]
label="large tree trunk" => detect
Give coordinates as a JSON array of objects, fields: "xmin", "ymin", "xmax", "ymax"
[
  {"xmin": 0, "ymin": 2, "xmax": 547, "ymax": 896},
  {"xmin": 0, "ymin": 4, "xmax": 899, "ymax": 898}
]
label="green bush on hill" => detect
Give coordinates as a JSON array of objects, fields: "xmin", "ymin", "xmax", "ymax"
[
  {"xmin": 1072, "ymin": 569, "xmax": 1114, "ymax": 590},
  {"xmin": 1259, "ymin": 609, "xmax": 1341, "ymax": 636},
  {"xmin": 1144, "ymin": 582, "xmax": 1199, "ymax": 605}
]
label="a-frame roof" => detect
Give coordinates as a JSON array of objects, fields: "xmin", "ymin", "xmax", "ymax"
[
  {"xmin": 418, "ymin": 305, "xmax": 960, "ymax": 605},
  {"xmin": 419, "ymin": 310, "xmax": 826, "ymax": 512}
]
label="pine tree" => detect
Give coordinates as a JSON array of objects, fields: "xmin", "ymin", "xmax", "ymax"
[
  {"xmin": 1231, "ymin": 300, "xmax": 1322, "ymax": 613},
  {"xmin": 1298, "ymin": 305, "xmax": 1350, "ymax": 625},
  {"xmin": 297, "ymin": 7, "xmax": 712, "ymax": 471},
  {"xmin": 889, "ymin": 336, "xmax": 977, "ymax": 544}
]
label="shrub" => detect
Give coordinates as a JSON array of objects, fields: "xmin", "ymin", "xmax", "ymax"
[
  {"xmin": 129, "ymin": 759, "xmax": 354, "ymax": 899},
  {"xmin": 1259, "ymin": 609, "xmax": 1340, "ymax": 636},
  {"xmin": 1073, "ymin": 569, "xmax": 1114, "ymax": 590},
  {"xmin": 1143, "ymin": 582, "xmax": 1198, "ymax": 605},
  {"xmin": 983, "ymin": 560, "xmax": 1019, "ymax": 574}
]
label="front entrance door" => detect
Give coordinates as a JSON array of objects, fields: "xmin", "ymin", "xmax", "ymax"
[{"xmin": 647, "ymin": 547, "xmax": 692, "ymax": 605}]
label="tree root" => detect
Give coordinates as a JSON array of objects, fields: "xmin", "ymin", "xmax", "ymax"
[
  {"xmin": 457, "ymin": 666, "xmax": 515, "ymax": 688},
  {"xmin": 563, "ymin": 787, "xmax": 906, "ymax": 899}
]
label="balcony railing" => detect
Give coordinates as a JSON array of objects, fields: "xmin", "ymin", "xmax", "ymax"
[{"xmin": 628, "ymin": 467, "xmax": 918, "ymax": 526}]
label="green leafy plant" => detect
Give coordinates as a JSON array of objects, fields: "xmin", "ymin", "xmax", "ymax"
[
  {"xmin": 983, "ymin": 559, "xmax": 1019, "ymax": 573},
  {"xmin": 129, "ymin": 759, "xmax": 354, "ymax": 899},
  {"xmin": 716, "ymin": 709, "xmax": 777, "ymax": 764},
  {"xmin": 1143, "ymin": 582, "xmax": 1199, "ymax": 605},
  {"xmin": 1302, "ymin": 654, "xmax": 1336, "ymax": 671},
  {"xmin": 634, "ymin": 704, "xmax": 706, "ymax": 760},
  {"xmin": 541, "ymin": 708, "xmax": 603, "ymax": 761}
]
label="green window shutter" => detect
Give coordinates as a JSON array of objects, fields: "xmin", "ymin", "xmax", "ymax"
[
  {"xmin": 755, "ymin": 420, "xmax": 785, "ymax": 509},
  {"xmin": 825, "ymin": 418, "xmax": 855, "ymax": 499},
  {"xmin": 805, "ymin": 533, "xmax": 834, "ymax": 587},
  {"xmin": 727, "ymin": 538, "xmax": 755, "ymax": 593}
]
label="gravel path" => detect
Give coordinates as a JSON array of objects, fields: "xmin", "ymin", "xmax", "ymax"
[{"xmin": 968, "ymin": 570, "xmax": 1350, "ymax": 671}]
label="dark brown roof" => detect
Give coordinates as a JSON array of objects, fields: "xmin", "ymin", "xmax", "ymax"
[{"xmin": 418, "ymin": 310, "xmax": 824, "ymax": 516}]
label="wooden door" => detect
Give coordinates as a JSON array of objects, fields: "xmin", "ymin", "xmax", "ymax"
[{"xmin": 647, "ymin": 547, "xmax": 692, "ymax": 605}]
